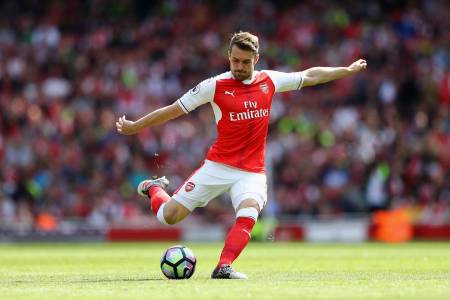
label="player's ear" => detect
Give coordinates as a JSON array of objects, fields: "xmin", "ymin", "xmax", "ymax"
[{"xmin": 254, "ymin": 53, "xmax": 259, "ymax": 65}]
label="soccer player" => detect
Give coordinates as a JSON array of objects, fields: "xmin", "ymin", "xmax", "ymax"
[{"xmin": 116, "ymin": 32, "xmax": 367, "ymax": 279}]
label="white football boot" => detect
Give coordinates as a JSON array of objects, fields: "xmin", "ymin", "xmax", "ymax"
[
  {"xmin": 211, "ymin": 264, "xmax": 248, "ymax": 279},
  {"xmin": 137, "ymin": 176, "xmax": 169, "ymax": 197}
]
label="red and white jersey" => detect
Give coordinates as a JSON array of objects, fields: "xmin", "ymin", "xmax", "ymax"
[{"xmin": 177, "ymin": 70, "xmax": 304, "ymax": 173}]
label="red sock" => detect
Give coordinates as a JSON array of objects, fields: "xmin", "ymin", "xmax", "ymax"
[
  {"xmin": 218, "ymin": 217, "xmax": 256, "ymax": 266},
  {"xmin": 148, "ymin": 186, "xmax": 171, "ymax": 215}
]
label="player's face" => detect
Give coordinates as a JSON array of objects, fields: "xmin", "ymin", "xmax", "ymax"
[{"xmin": 229, "ymin": 46, "xmax": 259, "ymax": 81}]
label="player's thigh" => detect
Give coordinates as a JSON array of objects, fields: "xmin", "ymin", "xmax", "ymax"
[
  {"xmin": 229, "ymin": 172, "xmax": 267, "ymax": 212},
  {"xmin": 172, "ymin": 183, "xmax": 227, "ymax": 212},
  {"xmin": 172, "ymin": 163, "xmax": 232, "ymax": 211}
]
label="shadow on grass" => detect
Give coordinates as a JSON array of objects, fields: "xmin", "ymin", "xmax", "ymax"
[
  {"xmin": 69, "ymin": 277, "xmax": 166, "ymax": 283},
  {"xmin": 4, "ymin": 277, "xmax": 165, "ymax": 284}
]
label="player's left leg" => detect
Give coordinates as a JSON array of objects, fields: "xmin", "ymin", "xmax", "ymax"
[
  {"xmin": 212, "ymin": 171, "xmax": 267, "ymax": 279},
  {"xmin": 212, "ymin": 198, "xmax": 260, "ymax": 279}
]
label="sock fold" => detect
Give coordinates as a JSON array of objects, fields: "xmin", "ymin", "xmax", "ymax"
[{"xmin": 148, "ymin": 186, "xmax": 171, "ymax": 215}]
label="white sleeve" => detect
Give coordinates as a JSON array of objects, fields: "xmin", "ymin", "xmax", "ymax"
[
  {"xmin": 264, "ymin": 70, "xmax": 304, "ymax": 93},
  {"xmin": 177, "ymin": 78, "xmax": 216, "ymax": 114}
]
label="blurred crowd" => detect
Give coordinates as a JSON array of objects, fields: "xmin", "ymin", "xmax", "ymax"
[{"xmin": 0, "ymin": 0, "xmax": 449, "ymax": 231}]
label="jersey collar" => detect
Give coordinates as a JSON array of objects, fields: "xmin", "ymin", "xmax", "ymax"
[{"xmin": 230, "ymin": 71, "xmax": 258, "ymax": 85}]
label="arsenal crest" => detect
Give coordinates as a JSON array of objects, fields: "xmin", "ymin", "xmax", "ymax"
[
  {"xmin": 259, "ymin": 82, "xmax": 269, "ymax": 94},
  {"xmin": 190, "ymin": 84, "xmax": 200, "ymax": 95},
  {"xmin": 185, "ymin": 182, "xmax": 195, "ymax": 192}
]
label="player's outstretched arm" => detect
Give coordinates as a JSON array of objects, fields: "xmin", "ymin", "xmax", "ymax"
[
  {"xmin": 302, "ymin": 59, "xmax": 367, "ymax": 87},
  {"xmin": 116, "ymin": 102, "xmax": 185, "ymax": 135}
]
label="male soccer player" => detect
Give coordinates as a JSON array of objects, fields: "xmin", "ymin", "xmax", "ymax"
[{"xmin": 116, "ymin": 32, "xmax": 367, "ymax": 279}]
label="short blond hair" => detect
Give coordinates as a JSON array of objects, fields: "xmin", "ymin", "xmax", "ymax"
[{"xmin": 229, "ymin": 31, "xmax": 259, "ymax": 54}]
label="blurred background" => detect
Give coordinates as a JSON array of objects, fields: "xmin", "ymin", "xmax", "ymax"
[{"xmin": 0, "ymin": 0, "xmax": 449, "ymax": 243}]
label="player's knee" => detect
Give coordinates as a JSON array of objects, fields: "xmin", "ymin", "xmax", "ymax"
[
  {"xmin": 236, "ymin": 199, "xmax": 261, "ymax": 222},
  {"xmin": 236, "ymin": 199, "xmax": 261, "ymax": 213}
]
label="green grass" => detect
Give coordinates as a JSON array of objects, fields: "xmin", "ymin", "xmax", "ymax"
[{"xmin": 0, "ymin": 242, "xmax": 449, "ymax": 300}]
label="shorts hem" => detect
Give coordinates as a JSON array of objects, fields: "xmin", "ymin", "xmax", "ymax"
[{"xmin": 172, "ymin": 195, "xmax": 196, "ymax": 212}]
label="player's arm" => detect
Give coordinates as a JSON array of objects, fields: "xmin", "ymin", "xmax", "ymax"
[
  {"xmin": 302, "ymin": 59, "xmax": 367, "ymax": 87},
  {"xmin": 116, "ymin": 102, "xmax": 184, "ymax": 135},
  {"xmin": 116, "ymin": 77, "xmax": 215, "ymax": 135}
]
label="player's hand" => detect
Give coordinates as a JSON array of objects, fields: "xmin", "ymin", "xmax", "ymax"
[
  {"xmin": 116, "ymin": 115, "xmax": 139, "ymax": 135},
  {"xmin": 347, "ymin": 59, "xmax": 367, "ymax": 73}
]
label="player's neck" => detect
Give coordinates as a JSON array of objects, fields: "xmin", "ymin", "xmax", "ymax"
[{"xmin": 231, "ymin": 70, "xmax": 257, "ymax": 84}]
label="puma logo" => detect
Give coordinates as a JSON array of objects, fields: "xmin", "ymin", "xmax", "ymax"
[{"xmin": 224, "ymin": 90, "xmax": 235, "ymax": 97}]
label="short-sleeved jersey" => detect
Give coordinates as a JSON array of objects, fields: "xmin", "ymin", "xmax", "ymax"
[{"xmin": 177, "ymin": 70, "xmax": 304, "ymax": 173}]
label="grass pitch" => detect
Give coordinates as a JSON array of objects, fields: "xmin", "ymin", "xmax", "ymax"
[{"xmin": 0, "ymin": 242, "xmax": 449, "ymax": 300}]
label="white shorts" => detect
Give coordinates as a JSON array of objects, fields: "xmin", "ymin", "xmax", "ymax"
[{"xmin": 172, "ymin": 160, "xmax": 267, "ymax": 212}]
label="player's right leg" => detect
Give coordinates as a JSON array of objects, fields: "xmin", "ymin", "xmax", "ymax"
[
  {"xmin": 137, "ymin": 177, "xmax": 191, "ymax": 225},
  {"xmin": 138, "ymin": 161, "xmax": 231, "ymax": 225}
]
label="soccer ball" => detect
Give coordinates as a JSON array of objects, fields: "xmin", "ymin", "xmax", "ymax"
[{"xmin": 160, "ymin": 245, "xmax": 196, "ymax": 279}]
